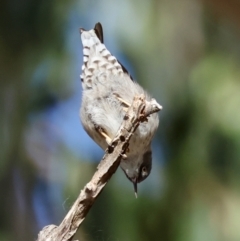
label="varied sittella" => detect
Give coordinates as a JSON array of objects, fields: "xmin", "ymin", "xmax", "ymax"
[{"xmin": 79, "ymin": 23, "xmax": 162, "ymax": 197}]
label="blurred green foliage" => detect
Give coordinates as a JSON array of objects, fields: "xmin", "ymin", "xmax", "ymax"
[{"xmin": 1, "ymin": 0, "xmax": 240, "ymax": 241}]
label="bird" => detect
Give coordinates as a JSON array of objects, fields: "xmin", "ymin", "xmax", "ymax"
[{"xmin": 79, "ymin": 22, "xmax": 161, "ymax": 197}]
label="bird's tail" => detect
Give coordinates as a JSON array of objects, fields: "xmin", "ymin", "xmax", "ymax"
[{"xmin": 79, "ymin": 23, "xmax": 124, "ymax": 88}]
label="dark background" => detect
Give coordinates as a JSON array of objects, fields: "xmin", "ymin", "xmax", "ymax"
[{"xmin": 1, "ymin": 0, "xmax": 240, "ymax": 240}]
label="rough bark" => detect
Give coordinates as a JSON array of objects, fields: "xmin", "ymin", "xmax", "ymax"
[{"xmin": 37, "ymin": 95, "xmax": 162, "ymax": 241}]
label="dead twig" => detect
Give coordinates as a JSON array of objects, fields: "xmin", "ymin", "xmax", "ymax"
[{"xmin": 37, "ymin": 95, "xmax": 162, "ymax": 241}]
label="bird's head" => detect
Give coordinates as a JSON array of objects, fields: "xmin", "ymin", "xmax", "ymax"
[{"xmin": 120, "ymin": 149, "xmax": 152, "ymax": 198}]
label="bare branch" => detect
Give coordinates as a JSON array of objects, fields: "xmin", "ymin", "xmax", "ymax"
[{"xmin": 37, "ymin": 95, "xmax": 162, "ymax": 241}]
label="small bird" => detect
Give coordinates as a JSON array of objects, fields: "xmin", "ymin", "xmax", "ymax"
[{"xmin": 79, "ymin": 23, "xmax": 161, "ymax": 197}]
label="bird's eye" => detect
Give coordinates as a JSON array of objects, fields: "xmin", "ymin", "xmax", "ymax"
[{"xmin": 141, "ymin": 166, "xmax": 148, "ymax": 177}]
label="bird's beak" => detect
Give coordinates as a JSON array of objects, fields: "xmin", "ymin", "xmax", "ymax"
[{"xmin": 132, "ymin": 178, "xmax": 138, "ymax": 198}]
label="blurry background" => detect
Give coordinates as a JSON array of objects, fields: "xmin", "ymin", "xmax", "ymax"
[{"xmin": 1, "ymin": 0, "xmax": 240, "ymax": 240}]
